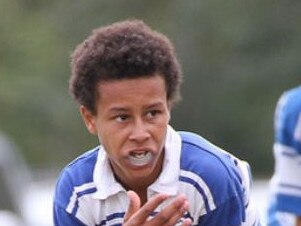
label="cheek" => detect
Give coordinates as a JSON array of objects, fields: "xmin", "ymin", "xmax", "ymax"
[
  {"xmin": 97, "ymin": 128, "xmax": 126, "ymax": 153},
  {"xmin": 154, "ymin": 124, "xmax": 168, "ymax": 145},
  {"xmin": 96, "ymin": 128, "xmax": 112, "ymax": 151}
]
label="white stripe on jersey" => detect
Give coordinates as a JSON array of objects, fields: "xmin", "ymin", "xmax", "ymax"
[
  {"xmin": 180, "ymin": 170, "xmax": 216, "ymax": 211},
  {"xmin": 242, "ymin": 198, "xmax": 261, "ymax": 226},
  {"xmin": 66, "ymin": 182, "xmax": 96, "ymax": 213},
  {"xmin": 235, "ymin": 159, "xmax": 251, "ymax": 205},
  {"xmin": 75, "ymin": 192, "xmax": 99, "ymax": 226},
  {"xmin": 277, "ymin": 184, "xmax": 301, "ymax": 197},
  {"xmin": 273, "ymin": 143, "xmax": 301, "ymax": 197}
]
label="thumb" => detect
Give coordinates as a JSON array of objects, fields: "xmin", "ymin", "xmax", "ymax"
[{"xmin": 124, "ymin": 190, "xmax": 141, "ymax": 223}]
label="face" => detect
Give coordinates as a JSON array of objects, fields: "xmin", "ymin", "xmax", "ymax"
[{"xmin": 80, "ymin": 75, "xmax": 171, "ymax": 189}]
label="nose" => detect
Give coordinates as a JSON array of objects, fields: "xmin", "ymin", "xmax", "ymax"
[{"xmin": 129, "ymin": 119, "xmax": 150, "ymax": 143}]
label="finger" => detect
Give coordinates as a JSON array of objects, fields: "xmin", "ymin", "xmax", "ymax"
[
  {"xmin": 165, "ymin": 200, "xmax": 190, "ymax": 226},
  {"xmin": 181, "ymin": 218, "xmax": 192, "ymax": 226},
  {"xmin": 173, "ymin": 216, "xmax": 192, "ymax": 226},
  {"xmin": 124, "ymin": 191, "xmax": 141, "ymax": 223},
  {"xmin": 139, "ymin": 193, "xmax": 170, "ymax": 216},
  {"xmin": 149, "ymin": 194, "xmax": 190, "ymax": 225},
  {"xmin": 127, "ymin": 193, "xmax": 170, "ymax": 225}
]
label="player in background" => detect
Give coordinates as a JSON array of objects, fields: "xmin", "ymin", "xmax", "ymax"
[
  {"xmin": 267, "ymin": 86, "xmax": 301, "ymax": 226},
  {"xmin": 53, "ymin": 19, "xmax": 261, "ymax": 226}
]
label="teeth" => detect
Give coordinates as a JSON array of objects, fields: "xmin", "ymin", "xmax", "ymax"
[
  {"xmin": 129, "ymin": 151, "xmax": 153, "ymax": 166},
  {"xmin": 133, "ymin": 152, "xmax": 146, "ymax": 158}
]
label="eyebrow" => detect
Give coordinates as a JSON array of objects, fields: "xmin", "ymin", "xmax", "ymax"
[
  {"xmin": 145, "ymin": 102, "xmax": 165, "ymax": 110},
  {"xmin": 108, "ymin": 107, "xmax": 129, "ymax": 113},
  {"xmin": 108, "ymin": 102, "xmax": 164, "ymax": 113}
]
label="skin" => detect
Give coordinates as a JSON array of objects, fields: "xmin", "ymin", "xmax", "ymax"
[
  {"xmin": 80, "ymin": 74, "xmax": 191, "ymax": 226},
  {"xmin": 297, "ymin": 216, "xmax": 301, "ymax": 226},
  {"xmin": 124, "ymin": 191, "xmax": 191, "ymax": 226}
]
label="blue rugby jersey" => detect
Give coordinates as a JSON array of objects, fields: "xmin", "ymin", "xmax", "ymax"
[
  {"xmin": 53, "ymin": 126, "xmax": 260, "ymax": 226},
  {"xmin": 267, "ymin": 86, "xmax": 301, "ymax": 226}
]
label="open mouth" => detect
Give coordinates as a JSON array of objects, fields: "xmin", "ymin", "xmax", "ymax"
[{"xmin": 128, "ymin": 151, "xmax": 153, "ymax": 166}]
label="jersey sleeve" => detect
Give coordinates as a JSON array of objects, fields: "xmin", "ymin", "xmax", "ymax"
[
  {"xmin": 53, "ymin": 168, "xmax": 86, "ymax": 226},
  {"xmin": 268, "ymin": 88, "xmax": 301, "ymax": 221},
  {"xmin": 52, "ymin": 149, "xmax": 98, "ymax": 226},
  {"xmin": 179, "ymin": 131, "xmax": 261, "ymax": 226},
  {"xmin": 53, "ymin": 203, "xmax": 87, "ymax": 226},
  {"xmin": 198, "ymin": 198, "xmax": 262, "ymax": 226},
  {"xmin": 197, "ymin": 196, "xmax": 244, "ymax": 226}
]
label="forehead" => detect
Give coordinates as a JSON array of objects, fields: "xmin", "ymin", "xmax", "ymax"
[
  {"xmin": 95, "ymin": 75, "xmax": 168, "ymax": 108},
  {"xmin": 98, "ymin": 75, "xmax": 166, "ymax": 95}
]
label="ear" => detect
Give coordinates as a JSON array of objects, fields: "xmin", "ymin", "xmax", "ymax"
[
  {"xmin": 80, "ymin": 105, "xmax": 98, "ymax": 135},
  {"xmin": 167, "ymin": 101, "xmax": 172, "ymax": 122}
]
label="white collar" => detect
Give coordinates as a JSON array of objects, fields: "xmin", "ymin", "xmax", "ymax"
[{"xmin": 92, "ymin": 125, "xmax": 182, "ymax": 200}]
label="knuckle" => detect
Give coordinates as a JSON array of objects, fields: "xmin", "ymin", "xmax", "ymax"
[
  {"xmin": 157, "ymin": 213, "xmax": 170, "ymax": 223},
  {"xmin": 142, "ymin": 206, "xmax": 153, "ymax": 216}
]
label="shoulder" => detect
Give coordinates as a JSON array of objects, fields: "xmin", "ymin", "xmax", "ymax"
[
  {"xmin": 275, "ymin": 86, "xmax": 301, "ymax": 148},
  {"xmin": 61, "ymin": 147, "xmax": 99, "ymax": 184},
  {"xmin": 282, "ymin": 86, "xmax": 301, "ymax": 101},
  {"xmin": 278, "ymin": 86, "xmax": 301, "ymax": 116},
  {"xmin": 54, "ymin": 147, "xmax": 99, "ymax": 207},
  {"xmin": 179, "ymin": 131, "xmax": 243, "ymax": 177},
  {"xmin": 67, "ymin": 147, "xmax": 99, "ymax": 177},
  {"xmin": 178, "ymin": 131, "xmax": 250, "ymax": 205}
]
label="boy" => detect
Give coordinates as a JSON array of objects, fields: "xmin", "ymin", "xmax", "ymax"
[{"xmin": 53, "ymin": 19, "xmax": 260, "ymax": 226}]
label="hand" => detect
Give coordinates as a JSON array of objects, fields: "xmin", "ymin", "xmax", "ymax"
[{"xmin": 123, "ymin": 190, "xmax": 192, "ymax": 226}]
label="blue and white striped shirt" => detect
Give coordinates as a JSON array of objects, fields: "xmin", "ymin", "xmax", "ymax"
[
  {"xmin": 267, "ymin": 86, "xmax": 301, "ymax": 226},
  {"xmin": 53, "ymin": 126, "xmax": 260, "ymax": 226}
]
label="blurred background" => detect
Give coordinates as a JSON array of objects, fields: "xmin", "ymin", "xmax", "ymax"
[{"xmin": 1, "ymin": 0, "xmax": 301, "ymax": 225}]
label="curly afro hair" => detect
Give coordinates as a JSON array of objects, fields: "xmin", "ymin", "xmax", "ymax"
[{"xmin": 70, "ymin": 19, "xmax": 182, "ymax": 114}]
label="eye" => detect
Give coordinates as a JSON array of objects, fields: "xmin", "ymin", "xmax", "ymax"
[
  {"xmin": 115, "ymin": 114, "xmax": 129, "ymax": 122},
  {"xmin": 147, "ymin": 110, "xmax": 161, "ymax": 118}
]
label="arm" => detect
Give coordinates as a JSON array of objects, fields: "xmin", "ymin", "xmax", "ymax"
[
  {"xmin": 53, "ymin": 203, "xmax": 87, "ymax": 226},
  {"xmin": 123, "ymin": 191, "xmax": 192, "ymax": 226},
  {"xmin": 197, "ymin": 196, "xmax": 246, "ymax": 226}
]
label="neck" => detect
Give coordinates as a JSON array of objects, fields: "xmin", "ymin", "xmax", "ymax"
[
  {"xmin": 112, "ymin": 151, "xmax": 165, "ymax": 204},
  {"xmin": 114, "ymin": 174, "xmax": 150, "ymax": 205}
]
